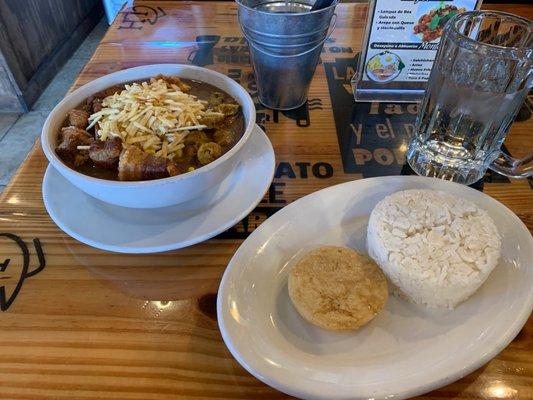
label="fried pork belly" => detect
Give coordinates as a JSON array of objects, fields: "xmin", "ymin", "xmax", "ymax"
[{"xmin": 118, "ymin": 145, "xmax": 169, "ymax": 181}]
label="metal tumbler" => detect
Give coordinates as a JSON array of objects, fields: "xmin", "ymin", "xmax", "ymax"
[{"xmin": 237, "ymin": 0, "xmax": 337, "ymax": 110}]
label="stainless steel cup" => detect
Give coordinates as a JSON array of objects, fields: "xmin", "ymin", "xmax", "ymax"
[{"xmin": 237, "ymin": 0, "xmax": 337, "ymax": 110}]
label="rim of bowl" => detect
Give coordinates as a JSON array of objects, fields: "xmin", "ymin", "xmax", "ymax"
[{"xmin": 41, "ymin": 64, "xmax": 256, "ymax": 187}]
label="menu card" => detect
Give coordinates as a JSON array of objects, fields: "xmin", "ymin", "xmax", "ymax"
[{"xmin": 352, "ymin": 0, "xmax": 482, "ymax": 102}]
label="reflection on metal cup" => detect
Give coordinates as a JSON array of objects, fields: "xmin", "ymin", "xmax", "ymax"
[{"xmin": 237, "ymin": 0, "xmax": 338, "ymax": 110}]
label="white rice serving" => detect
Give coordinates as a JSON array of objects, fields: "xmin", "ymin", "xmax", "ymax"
[{"xmin": 367, "ymin": 189, "xmax": 501, "ymax": 309}]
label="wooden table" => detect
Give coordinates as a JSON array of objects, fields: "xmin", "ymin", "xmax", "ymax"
[{"xmin": 0, "ymin": 2, "xmax": 531, "ymax": 399}]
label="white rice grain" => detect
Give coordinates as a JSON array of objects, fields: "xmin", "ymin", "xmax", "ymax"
[{"xmin": 367, "ymin": 189, "xmax": 501, "ymax": 309}]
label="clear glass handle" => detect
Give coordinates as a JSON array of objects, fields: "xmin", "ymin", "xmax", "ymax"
[{"xmin": 490, "ymin": 152, "xmax": 533, "ymax": 178}]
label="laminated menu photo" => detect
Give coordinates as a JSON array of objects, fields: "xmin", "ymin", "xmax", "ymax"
[{"xmin": 352, "ymin": 0, "xmax": 482, "ymax": 102}]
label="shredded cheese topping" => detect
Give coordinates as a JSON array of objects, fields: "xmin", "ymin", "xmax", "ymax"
[{"xmin": 88, "ymin": 78, "xmax": 210, "ymax": 160}]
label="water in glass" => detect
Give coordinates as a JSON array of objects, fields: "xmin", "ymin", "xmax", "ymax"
[{"xmin": 407, "ymin": 11, "xmax": 533, "ymax": 184}]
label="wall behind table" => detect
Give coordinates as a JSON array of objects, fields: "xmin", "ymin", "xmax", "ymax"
[{"xmin": 0, "ymin": 0, "xmax": 103, "ymax": 112}]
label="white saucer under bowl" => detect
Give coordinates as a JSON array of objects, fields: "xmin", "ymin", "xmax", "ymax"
[
  {"xmin": 42, "ymin": 125, "xmax": 274, "ymax": 253},
  {"xmin": 217, "ymin": 176, "xmax": 533, "ymax": 400}
]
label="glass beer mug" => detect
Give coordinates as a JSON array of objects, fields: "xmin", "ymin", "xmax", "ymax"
[{"xmin": 407, "ymin": 11, "xmax": 533, "ymax": 185}]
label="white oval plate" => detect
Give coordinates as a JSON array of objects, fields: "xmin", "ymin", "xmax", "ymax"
[
  {"xmin": 43, "ymin": 125, "xmax": 274, "ymax": 253},
  {"xmin": 217, "ymin": 176, "xmax": 533, "ymax": 400}
]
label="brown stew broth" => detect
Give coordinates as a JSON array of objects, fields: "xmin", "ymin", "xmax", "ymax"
[{"xmin": 59, "ymin": 78, "xmax": 244, "ymax": 180}]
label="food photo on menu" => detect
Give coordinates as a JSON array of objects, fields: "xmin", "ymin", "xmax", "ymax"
[
  {"xmin": 365, "ymin": 51, "xmax": 405, "ymax": 82},
  {"xmin": 352, "ymin": 0, "xmax": 483, "ymax": 101},
  {"xmin": 413, "ymin": 2, "xmax": 467, "ymax": 42},
  {"xmin": 0, "ymin": 0, "xmax": 531, "ymax": 399}
]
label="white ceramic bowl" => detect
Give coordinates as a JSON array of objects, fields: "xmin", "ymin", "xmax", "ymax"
[{"xmin": 41, "ymin": 64, "xmax": 256, "ymax": 208}]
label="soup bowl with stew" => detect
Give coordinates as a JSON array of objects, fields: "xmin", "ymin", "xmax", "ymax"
[{"xmin": 41, "ymin": 64, "xmax": 256, "ymax": 208}]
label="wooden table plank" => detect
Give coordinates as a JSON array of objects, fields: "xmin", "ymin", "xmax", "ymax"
[{"xmin": 0, "ymin": 2, "xmax": 531, "ymax": 399}]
